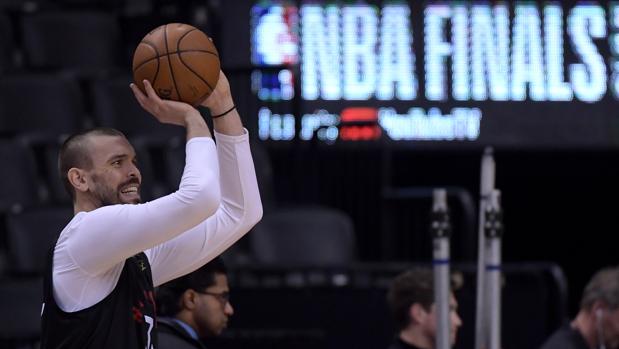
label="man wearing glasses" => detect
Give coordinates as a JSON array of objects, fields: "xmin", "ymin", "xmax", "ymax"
[{"xmin": 156, "ymin": 257, "xmax": 233, "ymax": 349}]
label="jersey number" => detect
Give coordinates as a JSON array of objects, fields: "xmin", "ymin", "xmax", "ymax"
[{"xmin": 144, "ymin": 315, "xmax": 154, "ymax": 349}]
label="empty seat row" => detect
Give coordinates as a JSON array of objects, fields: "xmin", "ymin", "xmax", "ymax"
[
  {"xmin": 0, "ymin": 5, "xmax": 216, "ymax": 77},
  {"xmin": 0, "ymin": 276, "xmax": 42, "ymax": 348},
  {"xmin": 22, "ymin": 11, "xmax": 123, "ymax": 75},
  {"xmin": 0, "ymin": 73, "xmax": 83, "ymax": 137},
  {"xmin": 4, "ymin": 206, "xmax": 72, "ymax": 275},
  {"xmin": 0, "ymin": 0, "xmax": 122, "ymax": 11},
  {"xmin": 0, "ymin": 0, "xmax": 195, "ymax": 14},
  {"xmin": 0, "ymin": 73, "xmax": 186, "ymax": 138},
  {"xmin": 0, "ymin": 140, "xmax": 41, "ymax": 211},
  {"xmin": 0, "ymin": 12, "xmax": 14, "ymax": 74},
  {"xmin": 0, "ymin": 10, "xmax": 124, "ymax": 76}
]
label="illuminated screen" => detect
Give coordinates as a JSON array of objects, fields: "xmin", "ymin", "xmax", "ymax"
[{"xmin": 220, "ymin": 1, "xmax": 619, "ymax": 148}]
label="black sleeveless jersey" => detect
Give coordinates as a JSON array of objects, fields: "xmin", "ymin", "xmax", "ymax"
[{"xmin": 41, "ymin": 245, "xmax": 158, "ymax": 349}]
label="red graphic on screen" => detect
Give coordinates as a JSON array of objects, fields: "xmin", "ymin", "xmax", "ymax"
[{"xmin": 339, "ymin": 107, "xmax": 382, "ymax": 141}]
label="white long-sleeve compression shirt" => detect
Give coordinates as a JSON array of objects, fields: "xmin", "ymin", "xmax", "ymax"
[{"xmin": 52, "ymin": 130, "xmax": 262, "ymax": 312}]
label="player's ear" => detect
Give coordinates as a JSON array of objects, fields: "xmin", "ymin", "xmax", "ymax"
[{"xmin": 68, "ymin": 168, "xmax": 89, "ymax": 193}]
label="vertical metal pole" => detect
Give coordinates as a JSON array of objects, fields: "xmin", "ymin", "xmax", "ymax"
[
  {"xmin": 485, "ymin": 190, "xmax": 503, "ymax": 349},
  {"xmin": 432, "ymin": 189, "xmax": 451, "ymax": 349},
  {"xmin": 475, "ymin": 147, "xmax": 495, "ymax": 349}
]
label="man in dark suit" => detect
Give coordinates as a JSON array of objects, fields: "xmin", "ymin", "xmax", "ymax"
[{"xmin": 156, "ymin": 257, "xmax": 233, "ymax": 349}]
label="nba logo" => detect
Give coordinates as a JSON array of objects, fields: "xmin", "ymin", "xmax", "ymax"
[{"xmin": 251, "ymin": 3, "xmax": 299, "ymax": 65}]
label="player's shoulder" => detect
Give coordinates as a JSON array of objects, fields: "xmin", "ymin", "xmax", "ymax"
[{"xmin": 55, "ymin": 211, "xmax": 85, "ymax": 243}]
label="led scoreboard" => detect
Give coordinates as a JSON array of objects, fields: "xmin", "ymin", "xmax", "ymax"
[{"xmin": 220, "ymin": 1, "xmax": 619, "ymax": 148}]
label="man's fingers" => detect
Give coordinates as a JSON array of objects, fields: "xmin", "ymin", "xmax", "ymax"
[
  {"xmin": 130, "ymin": 83, "xmax": 144, "ymax": 99},
  {"xmin": 130, "ymin": 83, "xmax": 149, "ymax": 110},
  {"xmin": 130, "ymin": 83, "xmax": 145, "ymax": 104},
  {"xmin": 143, "ymin": 80, "xmax": 161, "ymax": 101}
]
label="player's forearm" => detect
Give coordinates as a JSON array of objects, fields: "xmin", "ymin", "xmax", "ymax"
[
  {"xmin": 208, "ymin": 90, "xmax": 244, "ymax": 136},
  {"xmin": 174, "ymin": 138, "xmax": 221, "ymax": 211},
  {"xmin": 214, "ymin": 130, "xmax": 263, "ymax": 224},
  {"xmin": 212, "ymin": 107, "xmax": 244, "ymax": 136},
  {"xmin": 213, "ymin": 108, "xmax": 245, "ymax": 136},
  {"xmin": 201, "ymin": 72, "xmax": 244, "ymax": 136}
]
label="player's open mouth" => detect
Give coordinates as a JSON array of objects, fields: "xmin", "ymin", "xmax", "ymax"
[
  {"xmin": 120, "ymin": 184, "xmax": 140, "ymax": 200},
  {"xmin": 120, "ymin": 186, "xmax": 139, "ymax": 195}
]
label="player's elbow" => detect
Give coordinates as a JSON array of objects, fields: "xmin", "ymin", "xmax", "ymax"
[
  {"xmin": 240, "ymin": 198, "xmax": 263, "ymax": 233},
  {"xmin": 248, "ymin": 199, "xmax": 263, "ymax": 228},
  {"xmin": 178, "ymin": 172, "xmax": 221, "ymax": 218},
  {"xmin": 196, "ymin": 174, "xmax": 222, "ymax": 218}
]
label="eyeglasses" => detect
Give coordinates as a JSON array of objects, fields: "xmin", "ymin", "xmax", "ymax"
[{"xmin": 195, "ymin": 290, "xmax": 230, "ymax": 306}]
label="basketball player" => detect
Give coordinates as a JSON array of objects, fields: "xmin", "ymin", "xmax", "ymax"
[
  {"xmin": 540, "ymin": 266, "xmax": 619, "ymax": 349},
  {"xmin": 156, "ymin": 256, "xmax": 232, "ymax": 349},
  {"xmin": 386, "ymin": 268, "xmax": 462, "ymax": 349},
  {"xmin": 40, "ymin": 72, "xmax": 263, "ymax": 349}
]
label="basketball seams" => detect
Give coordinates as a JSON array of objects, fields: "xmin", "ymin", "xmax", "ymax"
[
  {"xmin": 177, "ymin": 28, "xmax": 198, "ymax": 48},
  {"xmin": 143, "ymin": 40, "xmax": 161, "ymax": 86},
  {"xmin": 163, "ymin": 24, "xmax": 182, "ymax": 101},
  {"xmin": 176, "ymin": 28, "xmax": 216, "ymax": 96},
  {"xmin": 133, "ymin": 40, "xmax": 160, "ymax": 87},
  {"xmin": 133, "ymin": 40, "xmax": 158, "ymax": 67},
  {"xmin": 132, "ymin": 42, "xmax": 159, "ymax": 79},
  {"xmin": 135, "ymin": 50, "xmax": 219, "ymax": 69},
  {"xmin": 176, "ymin": 28, "xmax": 217, "ymax": 94},
  {"xmin": 133, "ymin": 60, "xmax": 159, "ymax": 87},
  {"xmin": 133, "ymin": 50, "xmax": 218, "ymax": 72},
  {"xmin": 178, "ymin": 52, "xmax": 215, "ymax": 92}
]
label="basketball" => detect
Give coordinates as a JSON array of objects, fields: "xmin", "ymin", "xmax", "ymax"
[{"xmin": 132, "ymin": 23, "xmax": 220, "ymax": 107}]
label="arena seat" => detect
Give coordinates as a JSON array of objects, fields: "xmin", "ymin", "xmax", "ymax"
[
  {"xmin": 0, "ymin": 73, "xmax": 84, "ymax": 138},
  {"xmin": 249, "ymin": 207, "xmax": 357, "ymax": 267},
  {"xmin": 5, "ymin": 206, "xmax": 72, "ymax": 275},
  {"xmin": 0, "ymin": 277, "xmax": 42, "ymax": 349},
  {"xmin": 0, "ymin": 12, "xmax": 15, "ymax": 74},
  {"xmin": 39, "ymin": 141, "xmax": 71, "ymax": 205},
  {"xmin": 49, "ymin": 0, "xmax": 124, "ymax": 9},
  {"xmin": 21, "ymin": 11, "xmax": 122, "ymax": 75},
  {"xmin": 0, "ymin": 140, "xmax": 41, "ymax": 212}
]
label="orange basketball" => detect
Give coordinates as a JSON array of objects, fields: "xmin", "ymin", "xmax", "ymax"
[{"xmin": 132, "ymin": 23, "xmax": 220, "ymax": 107}]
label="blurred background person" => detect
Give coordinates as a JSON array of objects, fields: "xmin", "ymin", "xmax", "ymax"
[
  {"xmin": 156, "ymin": 257, "xmax": 233, "ymax": 349},
  {"xmin": 541, "ymin": 266, "xmax": 619, "ymax": 349},
  {"xmin": 386, "ymin": 267, "xmax": 463, "ymax": 349}
]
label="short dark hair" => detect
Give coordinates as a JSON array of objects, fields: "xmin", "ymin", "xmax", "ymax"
[
  {"xmin": 387, "ymin": 267, "xmax": 462, "ymax": 331},
  {"xmin": 58, "ymin": 127, "xmax": 126, "ymax": 200},
  {"xmin": 580, "ymin": 266, "xmax": 619, "ymax": 310},
  {"xmin": 156, "ymin": 257, "xmax": 228, "ymax": 317}
]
